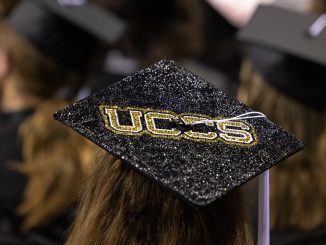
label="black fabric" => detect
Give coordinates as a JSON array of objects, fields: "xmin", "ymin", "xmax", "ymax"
[
  {"xmin": 7, "ymin": 1, "xmax": 96, "ymax": 69},
  {"xmin": 238, "ymin": 5, "xmax": 326, "ymax": 109},
  {"xmin": 238, "ymin": 5, "xmax": 326, "ymax": 66},
  {"xmin": 248, "ymin": 47, "xmax": 326, "ymax": 109},
  {"xmin": 0, "ymin": 109, "xmax": 32, "ymax": 230},
  {"xmin": 271, "ymin": 226, "xmax": 326, "ymax": 245},
  {"xmin": 200, "ymin": 1, "xmax": 243, "ymax": 87},
  {"xmin": 7, "ymin": 0, "xmax": 127, "ymax": 69}
]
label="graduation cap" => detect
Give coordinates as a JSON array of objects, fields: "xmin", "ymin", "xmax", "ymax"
[
  {"xmin": 54, "ymin": 59, "xmax": 303, "ymax": 208},
  {"xmin": 238, "ymin": 5, "xmax": 326, "ymax": 109},
  {"xmin": 6, "ymin": 0, "xmax": 127, "ymax": 69}
]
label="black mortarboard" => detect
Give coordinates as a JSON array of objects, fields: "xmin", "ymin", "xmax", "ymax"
[
  {"xmin": 238, "ymin": 5, "xmax": 326, "ymax": 109},
  {"xmin": 54, "ymin": 59, "xmax": 303, "ymax": 207},
  {"xmin": 7, "ymin": 0, "xmax": 127, "ymax": 69}
]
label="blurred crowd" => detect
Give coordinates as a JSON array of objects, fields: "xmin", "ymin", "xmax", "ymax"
[{"xmin": 0, "ymin": 0, "xmax": 325, "ymax": 244}]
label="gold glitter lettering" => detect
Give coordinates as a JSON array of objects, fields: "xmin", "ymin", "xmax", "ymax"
[
  {"xmin": 181, "ymin": 115, "xmax": 218, "ymax": 141},
  {"xmin": 216, "ymin": 121, "xmax": 254, "ymax": 144},
  {"xmin": 99, "ymin": 105, "xmax": 257, "ymax": 146},
  {"xmin": 99, "ymin": 105, "xmax": 143, "ymax": 135},
  {"xmin": 144, "ymin": 112, "xmax": 181, "ymax": 137}
]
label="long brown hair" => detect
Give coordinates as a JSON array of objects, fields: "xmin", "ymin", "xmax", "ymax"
[
  {"xmin": 0, "ymin": 19, "xmax": 95, "ymax": 230},
  {"xmin": 310, "ymin": 0, "xmax": 326, "ymax": 13},
  {"xmin": 13, "ymin": 101, "xmax": 97, "ymax": 231},
  {"xmin": 67, "ymin": 152, "xmax": 252, "ymax": 245},
  {"xmin": 239, "ymin": 60, "xmax": 326, "ymax": 230}
]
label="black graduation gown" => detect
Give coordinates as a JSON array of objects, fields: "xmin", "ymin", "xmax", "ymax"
[
  {"xmin": 0, "ymin": 109, "xmax": 73, "ymax": 244},
  {"xmin": 271, "ymin": 226, "xmax": 326, "ymax": 245},
  {"xmin": 0, "ymin": 109, "xmax": 32, "ymax": 235}
]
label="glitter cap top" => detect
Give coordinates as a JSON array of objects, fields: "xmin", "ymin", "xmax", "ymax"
[{"xmin": 54, "ymin": 59, "xmax": 303, "ymax": 207}]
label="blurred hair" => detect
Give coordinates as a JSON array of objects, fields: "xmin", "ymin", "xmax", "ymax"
[
  {"xmin": 66, "ymin": 152, "xmax": 252, "ymax": 245},
  {"xmin": 0, "ymin": 22, "xmax": 84, "ymax": 99},
  {"xmin": 0, "ymin": 0, "xmax": 20, "ymax": 16},
  {"xmin": 0, "ymin": 2, "xmax": 103, "ymax": 233},
  {"xmin": 311, "ymin": 0, "xmax": 326, "ymax": 12},
  {"xmin": 239, "ymin": 60, "xmax": 326, "ymax": 230},
  {"xmin": 13, "ymin": 101, "xmax": 97, "ymax": 231},
  {"xmin": 95, "ymin": 0, "xmax": 202, "ymax": 66}
]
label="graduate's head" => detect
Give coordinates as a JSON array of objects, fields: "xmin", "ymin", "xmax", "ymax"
[
  {"xmin": 54, "ymin": 60, "xmax": 302, "ymax": 244},
  {"xmin": 238, "ymin": 5, "xmax": 326, "ymax": 230},
  {"xmin": 238, "ymin": 5, "xmax": 326, "ymax": 110},
  {"xmin": 95, "ymin": 0, "xmax": 202, "ymax": 66},
  {"xmin": 0, "ymin": 0, "xmax": 126, "ymax": 99},
  {"xmin": 0, "ymin": 21, "xmax": 82, "ymax": 99}
]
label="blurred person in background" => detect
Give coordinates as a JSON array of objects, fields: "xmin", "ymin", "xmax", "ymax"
[
  {"xmin": 238, "ymin": 5, "xmax": 326, "ymax": 245},
  {"xmin": 201, "ymin": 0, "xmax": 281, "ymax": 97},
  {"xmin": 0, "ymin": 0, "xmax": 125, "ymax": 243},
  {"xmin": 93, "ymin": 0, "xmax": 243, "ymax": 95},
  {"xmin": 202, "ymin": 0, "xmax": 324, "ymax": 95},
  {"xmin": 96, "ymin": 0, "xmax": 202, "ymax": 67},
  {"xmin": 198, "ymin": 1, "xmax": 246, "ymax": 95},
  {"xmin": 91, "ymin": 0, "xmax": 205, "ymax": 92}
]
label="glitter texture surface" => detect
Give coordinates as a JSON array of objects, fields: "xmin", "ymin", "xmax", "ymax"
[{"xmin": 54, "ymin": 59, "xmax": 303, "ymax": 206}]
